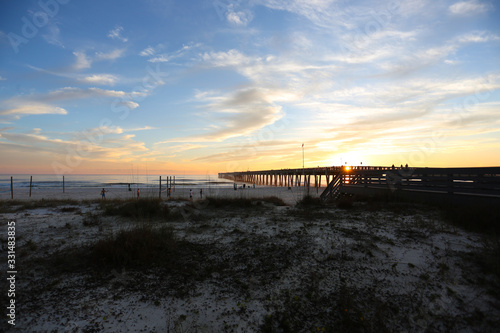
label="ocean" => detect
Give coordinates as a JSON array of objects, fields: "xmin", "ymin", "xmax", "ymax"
[{"xmin": 0, "ymin": 174, "xmax": 234, "ymax": 193}]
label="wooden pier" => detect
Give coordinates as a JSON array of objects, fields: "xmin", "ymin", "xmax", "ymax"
[{"xmin": 219, "ymin": 166, "xmax": 500, "ymax": 203}]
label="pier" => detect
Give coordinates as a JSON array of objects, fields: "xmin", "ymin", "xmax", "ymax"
[{"xmin": 219, "ymin": 166, "xmax": 500, "ymax": 204}]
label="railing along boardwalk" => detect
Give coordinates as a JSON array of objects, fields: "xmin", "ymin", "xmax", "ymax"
[{"xmin": 219, "ymin": 166, "xmax": 500, "ymax": 201}]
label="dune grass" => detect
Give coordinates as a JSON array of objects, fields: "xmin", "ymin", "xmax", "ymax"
[
  {"xmin": 203, "ymin": 196, "xmax": 286, "ymax": 208},
  {"xmin": 0, "ymin": 198, "xmax": 81, "ymax": 212},
  {"xmin": 99, "ymin": 198, "xmax": 170, "ymax": 220}
]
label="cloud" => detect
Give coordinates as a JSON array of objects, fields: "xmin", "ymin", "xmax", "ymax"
[
  {"xmin": 107, "ymin": 26, "xmax": 128, "ymax": 42},
  {"xmin": 43, "ymin": 24, "xmax": 64, "ymax": 48},
  {"xmin": 80, "ymin": 74, "xmax": 118, "ymax": 85},
  {"xmin": 140, "ymin": 47, "xmax": 156, "ymax": 56},
  {"xmin": 374, "ymin": 30, "xmax": 499, "ymax": 77},
  {"xmin": 226, "ymin": 5, "xmax": 253, "ymax": 26},
  {"xmin": 1, "ymin": 87, "xmax": 147, "ymax": 122},
  {"xmin": 148, "ymin": 55, "xmax": 170, "ymax": 63},
  {"xmin": 0, "ymin": 127, "xmax": 148, "ymax": 162},
  {"xmin": 72, "ymin": 49, "xmax": 125, "ymax": 70},
  {"xmin": 95, "ymin": 48, "xmax": 125, "ymax": 61},
  {"xmin": 456, "ymin": 31, "xmax": 500, "ymax": 43},
  {"xmin": 126, "ymin": 125, "xmax": 156, "ymax": 131},
  {"xmin": 40, "ymin": 87, "xmax": 148, "ymax": 103},
  {"xmin": 146, "ymin": 43, "xmax": 201, "ymax": 63},
  {"xmin": 118, "ymin": 101, "xmax": 140, "ymax": 109},
  {"xmin": 0, "ymin": 104, "xmax": 67, "ymax": 117},
  {"xmin": 169, "ymin": 88, "xmax": 284, "ymax": 142},
  {"xmin": 44, "ymin": 87, "xmax": 127, "ymax": 100},
  {"xmin": 73, "ymin": 51, "xmax": 91, "ymax": 70},
  {"xmin": 153, "ymin": 143, "xmax": 206, "ymax": 153},
  {"xmin": 0, "ymin": 75, "xmax": 5, "ymax": 81},
  {"xmin": 449, "ymin": 0, "xmax": 493, "ymax": 15},
  {"xmin": 201, "ymin": 49, "xmax": 254, "ymax": 67}
]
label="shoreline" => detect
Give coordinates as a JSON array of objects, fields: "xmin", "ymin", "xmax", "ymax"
[{"xmin": 0, "ymin": 185, "xmax": 325, "ymax": 205}]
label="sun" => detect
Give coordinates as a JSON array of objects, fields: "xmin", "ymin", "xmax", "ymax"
[{"xmin": 327, "ymin": 151, "xmax": 368, "ymax": 167}]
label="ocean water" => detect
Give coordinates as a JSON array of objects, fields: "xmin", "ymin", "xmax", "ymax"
[{"xmin": 0, "ymin": 174, "xmax": 234, "ymax": 192}]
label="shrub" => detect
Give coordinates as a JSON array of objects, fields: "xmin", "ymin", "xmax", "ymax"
[
  {"xmin": 260, "ymin": 196, "xmax": 287, "ymax": 206},
  {"xmin": 296, "ymin": 195, "xmax": 323, "ymax": 207},
  {"xmin": 90, "ymin": 226, "xmax": 178, "ymax": 269},
  {"xmin": 82, "ymin": 212, "xmax": 102, "ymax": 227}
]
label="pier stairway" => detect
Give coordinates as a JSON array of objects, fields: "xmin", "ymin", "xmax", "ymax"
[{"xmin": 320, "ymin": 172, "xmax": 342, "ymax": 201}]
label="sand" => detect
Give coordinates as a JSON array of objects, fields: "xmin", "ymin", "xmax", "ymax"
[{"xmin": 1, "ymin": 187, "xmax": 499, "ymax": 332}]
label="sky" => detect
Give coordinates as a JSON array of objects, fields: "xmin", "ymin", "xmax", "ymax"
[{"xmin": 0, "ymin": 0, "xmax": 499, "ymax": 175}]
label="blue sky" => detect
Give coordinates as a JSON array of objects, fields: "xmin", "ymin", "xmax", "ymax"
[{"xmin": 0, "ymin": 0, "xmax": 499, "ymax": 175}]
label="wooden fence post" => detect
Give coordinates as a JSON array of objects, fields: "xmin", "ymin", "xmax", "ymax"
[
  {"xmin": 29, "ymin": 176, "xmax": 32, "ymax": 198},
  {"xmin": 10, "ymin": 176, "xmax": 13, "ymax": 199}
]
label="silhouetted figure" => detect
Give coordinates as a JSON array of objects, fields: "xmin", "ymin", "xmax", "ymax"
[
  {"xmin": 200, "ymin": 188, "xmax": 203, "ymax": 199},
  {"xmin": 101, "ymin": 188, "xmax": 107, "ymax": 199},
  {"xmin": 137, "ymin": 188, "xmax": 140, "ymax": 198}
]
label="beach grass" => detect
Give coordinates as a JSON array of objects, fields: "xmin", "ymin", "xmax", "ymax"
[
  {"xmin": 0, "ymin": 198, "xmax": 81, "ymax": 212},
  {"xmin": 99, "ymin": 198, "xmax": 170, "ymax": 220},
  {"xmin": 203, "ymin": 196, "xmax": 287, "ymax": 208}
]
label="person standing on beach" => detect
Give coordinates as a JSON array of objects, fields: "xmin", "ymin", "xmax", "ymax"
[
  {"xmin": 100, "ymin": 188, "xmax": 107, "ymax": 199},
  {"xmin": 137, "ymin": 188, "xmax": 140, "ymax": 199},
  {"xmin": 189, "ymin": 189, "xmax": 193, "ymax": 200},
  {"xmin": 200, "ymin": 188, "xmax": 203, "ymax": 199},
  {"xmin": 167, "ymin": 187, "xmax": 171, "ymax": 199}
]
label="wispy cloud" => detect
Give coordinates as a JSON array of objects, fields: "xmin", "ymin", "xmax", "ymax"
[
  {"xmin": 226, "ymin": 4, "xmax": 253, "ymax": 26},
  {"xmin": 0, "ymin": 75, "xmax": 5, "ymax": 81},
  {"xmin": 0, "ymin": 127, "xmax": 148, "ymax": 162},
  {"xmin": 72, "ymin": 49, "xmax": 125, "ymax": 70},
  {"xmin": 44, "ymin": 87, "xmax": 132, "ymax": 101},
  {"xmin": 73, "ymin": 51, "xmax": 91, "ymax": 70},
  {"xmin": 449, "ymin": 0, "xmax": 493, "ymax": 15},
  {"xmin": 42, "ymin": 24, "xmax": 64, "ymax": 48},
  {"xmin": 79, "ymin": 74, "xmax": 118, "ymax": 85},
  {"xmin": 139, "ymin": 46, "xmax": 156, "ymax": 57},
  {"xmin": 95, "ymin": 48, "xmax": 125, "ymax": 61},
  {"xmin": 169, "ymin": 88, "xmax": 284, "ymax": 142},
  {"xmin": 146, "ymin": 43, "xmax": 201, "ymax": 63},
  {"xmin": 107, "ymin": 26, "xmax": 128, "ymax": 42},
  {"xmin": 0, "ymin": 104, "xmax": 67, "ymax": 118},
  {"xmin": 1, "ymin": 86, "xmax": 147, "ymax": 122},
  {"xmin": 125, "ymin": 125, "xmax": 156, "ymax": 132}
]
